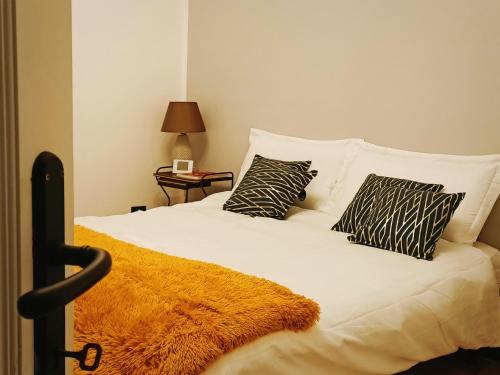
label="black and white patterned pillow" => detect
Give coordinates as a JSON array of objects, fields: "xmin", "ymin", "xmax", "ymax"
[
  {"xmin": 348, "ymin": 186, "xmax": 465, "ymax": 260},
  {"xmin": 250, "ymin": 154, "xmax": 311, "ymax": 172},
  {"xmin": 223, "ymin": 155, "xmax": 317, "ymax": 219},
  {"xmin": 247, "ymin": 155, "xmax": 311, "ymax": 201},
  {"xmin": 332, "ymin": 174, "xmax": 444, "ymax": 234}
]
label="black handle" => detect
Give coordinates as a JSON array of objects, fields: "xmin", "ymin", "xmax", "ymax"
[
  {"xmin": 22, "ymin": 151, "xmax": 112, "ymax": 375},
  {"xmin": 17, "ymin": 244, "xmax": 111, "ymax": 319}
]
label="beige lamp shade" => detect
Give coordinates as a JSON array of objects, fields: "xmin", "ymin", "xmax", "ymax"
[{"xmin": 161, "ymin": 101, "xmax": 206, "ymax": 133}]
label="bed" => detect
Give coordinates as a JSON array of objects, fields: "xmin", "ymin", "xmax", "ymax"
[
  {"xmin": 76, "ymin": 190, "xmax": 500, "ymax": 375},
  {"xmin": 76, "ymin": 128, "xmax": 500, "ymax": 374}
]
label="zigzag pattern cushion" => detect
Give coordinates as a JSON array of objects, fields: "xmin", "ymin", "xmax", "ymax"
[
  {"xmin": 246, "ymin": 154, "xmax": 311, "ymax": 172},
  {"xmin": 223, "ymin": 155, "xmax": 317, "ymax": 219},
  {"xmin": 244, "ymin": 155, "xmax": 311, "ymax": 201},
  {"xmin": 348, "ymin": 186, "xmax": 465, "ymax": 260},
  {"xmin": 332, "ymin": 174, "xmax": 444, "ymax": 234}
]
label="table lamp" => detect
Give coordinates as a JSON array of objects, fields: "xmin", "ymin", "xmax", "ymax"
[{"xmin": 161, "ymin": 101, "xmax": 206, "ymax": 161}]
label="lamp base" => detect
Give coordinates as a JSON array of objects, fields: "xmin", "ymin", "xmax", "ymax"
[{"xmin": 171, "ymin": 133, "xmax": 193, "ymax": 161}]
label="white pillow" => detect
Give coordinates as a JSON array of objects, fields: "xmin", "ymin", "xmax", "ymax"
[
  {"xmin": 330, "ymin": 142, "xmax": 500, "ymax": 244},
  {"xmin": 235, "ymin": 128, "xmax": 363, "ymax": 212}
]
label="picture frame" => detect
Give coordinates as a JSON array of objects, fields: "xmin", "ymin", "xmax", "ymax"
[{"xmin": 172, "ymin": 159, "xmax": 194, "ymax": 174}]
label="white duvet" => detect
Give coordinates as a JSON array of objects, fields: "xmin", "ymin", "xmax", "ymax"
[{"xmin": 76, "ymin": 192, "xmax": 500, "ymax": 375}]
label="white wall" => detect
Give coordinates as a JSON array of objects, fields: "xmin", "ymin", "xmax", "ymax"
[{"xmin": 73, "ymin": 0, "xmax": 188, "ymax": 217}]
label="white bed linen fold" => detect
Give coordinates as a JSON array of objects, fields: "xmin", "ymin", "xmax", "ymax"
[
  {"xmin": 475, "ymin": 242, "xmax": 500, "ymax": 290},
  {"xmin": 76, "ymin": 192, "xmax": 500, "ymax": 375}
]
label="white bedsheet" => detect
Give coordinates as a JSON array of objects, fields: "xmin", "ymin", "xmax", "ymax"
[
  {"xmin": 475, "ymin": 242, "xmax": 500, "ymax": 291},
  {"xmin": 76, "ymin": 192, "xmax": 500, "ymax": 375}
]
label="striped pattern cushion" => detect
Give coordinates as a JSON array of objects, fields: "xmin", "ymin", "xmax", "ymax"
[
  {"xmin": 223, "ymin": 155, "xmax": 317, "ymax": 219},
  {"xmin": 348, "ymin": 187, "xmax": 465, "ymax": 260},
  {"xmin": 332, "ymin": 174, "xmax": 444, "ymax": 234}
]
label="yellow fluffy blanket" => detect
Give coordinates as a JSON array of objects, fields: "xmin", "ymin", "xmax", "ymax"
[{"xmin": 74, "ymin": 225, "xmax": 319, "ymax": 374}]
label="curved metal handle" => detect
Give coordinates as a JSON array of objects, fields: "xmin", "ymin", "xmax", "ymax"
[{"xmin": 18, "ymin": 244, "xmax": 112, "ymax": 319}]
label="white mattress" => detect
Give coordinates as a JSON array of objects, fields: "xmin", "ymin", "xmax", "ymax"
[{"xmin": 76, "ymin": 192, "xmax": 500, "ymax": 375}]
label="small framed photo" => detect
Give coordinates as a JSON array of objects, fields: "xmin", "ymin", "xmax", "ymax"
[{"xmin": 173, "ymin": 159, "xmax": 193, "ymax": 174}]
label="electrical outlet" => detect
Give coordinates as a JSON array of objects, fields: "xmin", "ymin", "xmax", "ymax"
[{"xmin": 131, "ymin": 205, "xmax": 146, "ymax": 213}]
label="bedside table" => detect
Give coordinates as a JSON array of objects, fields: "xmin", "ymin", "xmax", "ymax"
[{"xmin": 154, "ymin": 166, "xmax": 234, "ymax": 206}]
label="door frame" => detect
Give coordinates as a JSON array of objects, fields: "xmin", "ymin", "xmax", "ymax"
[{"xmin": 0, "ymin": 1, "xmax": 21, "ymax": 374}]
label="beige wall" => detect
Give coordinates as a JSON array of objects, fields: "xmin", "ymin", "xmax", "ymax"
[
  {"xmin": 16, "ymin": 0, "xmax": 74, "ymax": 373},
  {"xmin": 187, "ymin": 0, "xmax": 500, "ymax": 247},
  {"xmin": 73, "ymin": 0, "xmax": 188, "ymax": 217}
]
